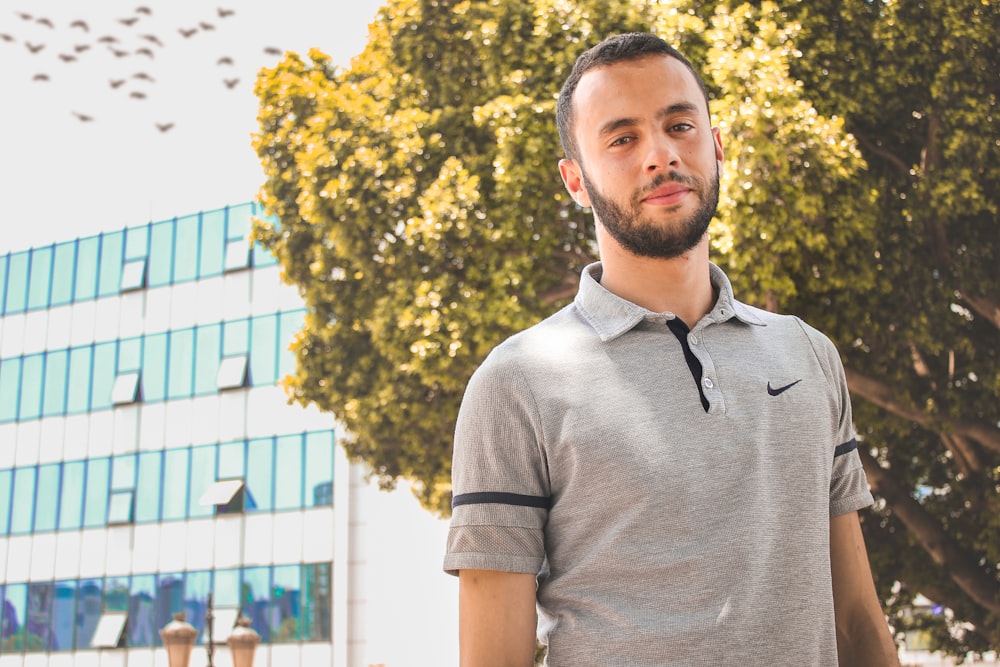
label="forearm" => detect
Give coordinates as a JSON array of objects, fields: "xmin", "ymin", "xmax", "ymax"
[
  {"xmin": 459, "ymin": 569, "xmax": 538, "ymax": 667},
  {"xmin": 836, "ymin": 612, "xmax": 899, "ymax": 667}
]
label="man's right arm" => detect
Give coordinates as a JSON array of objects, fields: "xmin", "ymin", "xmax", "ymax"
[{"xmin": 459, "ymin": 569, "xmax": 538, "ymax": 667}]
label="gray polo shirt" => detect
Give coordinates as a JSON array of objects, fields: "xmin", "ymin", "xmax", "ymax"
[{"xmin": 445, "ymin": 262, "xmax": 873, "ymax": 666}]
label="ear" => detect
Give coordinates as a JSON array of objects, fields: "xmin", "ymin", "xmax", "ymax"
[
  {"xmin": 712, "ymin": 126, "xmax": 724, "ymax": 164},
  {"xmin": 559, "ymin": 158, "xmax": 591, "ymax": 207}
]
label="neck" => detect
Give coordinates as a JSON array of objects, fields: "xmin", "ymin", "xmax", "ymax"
[{"xmin": 596, "ymin": 232, "xmax": 715, "ymax": 326}]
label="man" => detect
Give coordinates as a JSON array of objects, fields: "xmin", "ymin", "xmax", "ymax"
[{"xmin": 444, "ymin": 33, "xmax": 899, "ymax": 666}]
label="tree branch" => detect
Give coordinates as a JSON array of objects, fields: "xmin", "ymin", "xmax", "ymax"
[
  {"xmin": 957, "ymin": 290, "xmax": 1000, "ymax": 331},
  {"xmin": 853, "ymin": 131, "xmax": 912, "ymax": 177}
]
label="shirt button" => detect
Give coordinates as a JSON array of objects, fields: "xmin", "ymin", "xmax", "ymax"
[
  {"xmin": 690, "ymin": 337, "xmax": 699, "ymax": 346},
  {"xmin": 703, "ymin": 378, "xmax": 714, "ymax": 390}
]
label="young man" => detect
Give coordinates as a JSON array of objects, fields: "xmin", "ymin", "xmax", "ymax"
[{"xmin": 444, "ymin": 33, "xmax": 899, "ymax": 666}]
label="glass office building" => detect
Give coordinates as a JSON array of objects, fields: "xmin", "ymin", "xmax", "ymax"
[{"xmin": 0, "ymin": 203, "xmax": 369, "ymax": 666}]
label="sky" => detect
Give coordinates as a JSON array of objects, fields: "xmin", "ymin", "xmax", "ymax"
[{"xmin": 1, "ymin": 1, "xmax": 459, "ymax": 664}]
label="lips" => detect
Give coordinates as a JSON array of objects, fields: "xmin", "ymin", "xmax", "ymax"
[{"xmin": 641, "ymin": 183, "xmax": 691, "ymax": 206}]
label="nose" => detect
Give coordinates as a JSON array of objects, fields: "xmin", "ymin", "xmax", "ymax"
[{"xmin": 643, "ymin": 135, "xmax": 681, "ymax": 173}]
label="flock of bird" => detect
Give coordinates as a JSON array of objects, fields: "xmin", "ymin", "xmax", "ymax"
[{"xmin": 2, "ymin": 5, "xmax": 287, "ymax": 132}]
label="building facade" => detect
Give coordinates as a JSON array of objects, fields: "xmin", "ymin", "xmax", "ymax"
[{"xmin": 0, "ymin": 202, "xmax": 374, "ymax": 666}]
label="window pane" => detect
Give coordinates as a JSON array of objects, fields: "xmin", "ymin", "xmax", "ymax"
[
  {"xmin": 83, "ymin": 458, "xmax": 110, "ymax": 528},
  {"xmin": 156, "ymin": 573, "xmax": 185, "ymax": 645},
  {"xmin": 226, "ymin": 203, "xmax": 253, "ymax": 241},
  {"xmin": 162, "ymin": 448, "xmax": 189, "ymax": 521},
  {"xmin": 125, "ymin": 224, "xmax": 149, "ymax": 260},
  {"xmin": 111, "ymin": 454, "xmax": 136, "ymax": 491},
  {"xmin": 43, "ymin": 349, "xmax": 69, "ymax": 417},
  {"xmin": 246, "ymin": 438, "xmax": 274, "ymax": 512},
  {"xmin": 142, "ymin": 333, "xmax": 168, "ymax": 402},
  {"xmin": 194, "ymin": 323, "xmax": 221, "ymax": 395},
  {"xmin": 134, "ymin": 451, "xmax": 162, "ymax": 523},
  {"xmin": 0, "ymin": 469, "xmax": 12, "ymax": 535},
  {"xmin": 27, "ymin": 245, "xmax": 53, "ymax": 310},
  {"xmin": 174, "ymin": 214, "xmax": 199, "ymax": 282},
  {"xmin": 212, "ymin": 568, "xmax": 240, "ymax": 608},
  {"xmin": 34, "ymin": 463, "xmax": 61, "ymax": 532},
  {"xmin": 184, "ymin": 571, "xmax": 211, "ymax": 639},
  {"xmin": 188, "ymin": 446, "xmax": 216, "ymax": 519},
  {"xmin": 168, "ymin": 329, "xmax": 195, "ymax": 400},
  {"xmin": 0, "ymin": 358, "xmax": 21, "ymax": 422},
  {"xmin": 76, "ymin": 578, "xmax": 103, "ymax": 649},
  {"xmin": 128, "ymin": 574, "xmax": 157, "ymax": 647},
  {"xmin": 59, "ymin": 461, "xmax": 85, "ymax": 530},
  {"xmin": 250, "ymin": 315, "xmax": 278, "ymax": 386},
  {"xmin": 271, "ymin": 565, "xmax": 302, "ymax": 641},
  {"xmin": 2, "ymin": 582, "xmax": 28, "ymax": 649},
  {"xmin": 74, "ymin": 237, "xmax": 100, "ymax": 301},
  {"xmin": 0, "ymin": 254, "xmax": 7, "ymax": 315},
  {"xmin": 67, "ymin": 346, "xmax": 93, "ymax": 414},
  {"xmin": 50, "ymin": 242, "xmax": 77, "ymax": 306},
  {"xmin": 305, "ymin": 431, "xmax": 334, "ymax": 507},
  {"xmin": 17, "ymin": 354, "xmax": 43, "ymax": 421},
  {"xmin": 148, "ymin": 220, "xmax": 174, "ymax": 287},
  {"xmin": 223, "ymin": 319, "xmax": 249, "ymax": 357},
  {"xmin": 118, "ymin": 337, "xmax": 142, "ymax": 373},
  {"xmin": 199, "ymin": 210, "xmax": 225, "ymax": 278},
  {"xmin": 218, "ymin": 441, "xmax": 245, "ymax": 480},
  {"xmin": 274, "ymin": 434, "xmax": 303, "ymax": 510},
  {"xmin": 107, "ymin": 490, "xmax": 134, "ymax": 524},
  {"xmin": 303, "ymin": 563, "xmax": 332, "ymax": 640},
  {"xmin": 278, "ymin": 310, "xmax": 305, "ymax": 378},
  {"xmin": 240, "ymin": 566, "xmax": 271, "ymax": 642},
  {"xmin": 90, "ymin": 342, "xmax": 117, "ymax": 412},
  {"xmin": 252, "ymin": 208, "xmax": 280, "ymax": 268},
  {"xmin": 98, "ymin": 231, "xmax": 124, "ymax": 297},
  {"xmin": 10, "ymin": 467, "xmax": 36, "ymax": 534},
  {"xmin": 104, "ymin": 576, "xmax": 130, "ymax": 612},
  {"xmin": 51, "ymin": 580, "xmax": 77, "ymax": 651},
  {"xmin": 4, "ymin": 251, "xmax": 29, "ymax": 313},
  {"xmin": 27, "ymin": 582, "xmax": 55, "ymax": 650}
]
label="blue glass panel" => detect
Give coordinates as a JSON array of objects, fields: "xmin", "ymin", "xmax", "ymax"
[
  {"xmin": 0, "ymin": 254, "xmax": 7, "ymax": 315},
  {"xmin": 128, "ymin": 574, "xmax": 157, "ymax": 647},
  {"xmin": 271, "ymin": 564, "xmax": 302, "ymax": 641},
  {"xmin": 246, "ymin": 438, "xmax": 274, "ymax": 511},
  {"xmin": 33, "ymin": 464, "xmax": 61, "ymax": 532},
  {"xmin": 156, "ymin": 573, "xmax": 185, "ymax": 646},
  {"xmin": 0, "ymin": 469, "xmax": 11, "ymax": 535},
  {"xmin": 66, "ymin": 346, "xmax": 93, "ymax": 414},
  {"xmin": 17, "ymin": 354, "xmax": 44, "ymax": 421},
  {"xmin": 250, "ymin": 315, "xmax": 278, "ymax": 386},
  {"xmin": 305, "ymin": 431, "xmax": 334, "ymax": 506},
  {"xmin": 303, "ymin": 563, "xmax": 332, "ymax": 640},
  {"xmin": 226, "ymin": 203, "xmax": 253, "ymax": 241},
  {"xmin": 49, "ymin": 242, "xmax": 77, "ymax": 306},
  {"xmin": 58, "ymin": 461, "xmax": 85, "ymax": 530},
  {"xmin": 194, "ymin": 323, "xmax": 221, "ymax": 395},
  {"xmin": 90, "ymin": 342, "xmax": 117, "ymax": 412},
  {"xmin": 223, "ymin": 319, "xmax": 249, "ymax": 356},
  {"xmin": 27, "ymin": 245, "xmax": 53, "ymax": 310},
  {"xmin": 0, "ymin": 358, "xmax": 20, "ymax": 422},
  {"xmin": 212, "ymin": 568, "xmax": 240, "ymax": 608},
  {"xmin": 240, "ymin": 566, "xmax": 271, "ymax": 641},
  {"xmin": 2, "ymin": 582, "xmax": 28, "ymax": 650},
  {"xmin": 162, "ymin": 449, "xmax": 189, "ymax": 521},
  {"xmin": 83, "ymin": 458, "xmax": 110, "ymax": 528},
  {"xmin": 27, "ymin": 582, "xmax": 54, "ymax": 649},
  {"xmin": 4, "ymin": 251, "xmax": 29, "ymax": 313},
  {"xmin": 274, "ymin": 434, "xmax": 303, "ymax": 510},
  {"xmin": 125, "ymin": 224, "xmax": 149, "ymax": 261},
  {"xmin": 188, "ymin": 446, "xmax": 216, "ymax": 519},
  {"xmin": 173, "ymin": 214, "xmax": 199, "ymax": 283},
  {"xmin": 51, "ymin": 580, "xmax": 77, "ymax": 651},
  {"xmin": 135, "ymin": 451, "xmax": 162, "ymax": 523},
  {"xmin": 43, "ymin": 349, "xmax": 68, "ymax": 417},
  {"xmin": 142, "ymin": 333, "xmax": 168, "ymax": 402},
  {"xmin": 73, "ymin": 237, "xmax": 100, "ymax": 301},
  {"xmin": 167, "ymin": 329, "xmax": 195, "ymax": 400},
  {"xmin": 184, "ymin": 571, "xmax": 211, "ymax": 639},
  {"xmin": 218, "ymin": 441, "xmax": 245, "ymax": 479},
  {"xmin": 252, "ymin": 238, "xmax": 278, "ymax": 268},
  {"xmin": 104, "ymin": 576, "xmax": 130, "ymax": 612},
  {"xmin": 278, "ymin": 310, "xmax": 305, "ymax": 378},
  {"xmin": 75, "ymin": 578, "xmax": 103, "ymax": 649},
  {"xmin": 10, "ymin": 467, "xmax": 36, "ymax": 534},
  {"xmin": 111, "ymin": 454, "xmax": 136, "ymax": 491},
  {"xmin": 147, "ymin": 220, "xmax": 174, "ymax": 288},
  {"xmin": 118, "ymin": 337, "xmax": 142, "ymax": 373},
  {"xmin": 199, "ymin": 209, "xmax": 226, "ymax": 278},
  {"xmin": 97, "ymin": 231, "xmax": 124, "ymax": 297}
]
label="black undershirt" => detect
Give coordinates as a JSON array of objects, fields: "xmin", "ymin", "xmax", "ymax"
[{"xmin": 665, "ymin": 317, "xmax": 710, "ymax": 412}]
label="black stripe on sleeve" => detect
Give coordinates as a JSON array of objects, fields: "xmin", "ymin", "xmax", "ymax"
[
  {"xmin": 834, "ymin": 438, "xmax": 858, "ymax": 458},
  {"xmin": 452, "ymin": 492, "xmax": 552, "ymax": 510}
]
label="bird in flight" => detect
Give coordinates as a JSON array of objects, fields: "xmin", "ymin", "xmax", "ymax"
[
  {"xmin": 119, "ymin": 17, "xmax": 140, "ymax": 27},
  {"xmin": 218, "ymin": 8, "xmax": 235, "ymax": 18},
  {"xmin": 136, "ymin": 6, "xmax": 152, "ymax": 15},
  {"xmin": 25, "ymin": 42, "xmax": 44, "ymax": 53},
  {"xmin": 223, "ymin": 78, "xmax": 240, "ymax": 89},
  {"xmin": 179, "ymin": 27, "xmax": 197, "ymax": 38},
  {"xmin": 155, "ymin": 122, "xmax": 175, "ymax": 132},
  {"xmin": 33, "ymin": 73, "xmax": 49, "ymax": 81},
  {"xmin": 72, "ymin": 111, "xmax": 94, "ymax": 122},
  {"xmin": 217, "ymin": 56, "xmax": 234, "ymax": 65},
  {"xmin": 35, "ymin": 17, "xmax": 54, "ymax": 28},
  {"xmin": 140, "ymin": 34, "xmax": 163, "ymax": 47},
  {"xmin": 70, "ymin": 20, "xmax": 89, "ymax": 32}
]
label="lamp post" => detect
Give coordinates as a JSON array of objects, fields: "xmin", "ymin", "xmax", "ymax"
[
  {"xmin": 159, "ymin": 613, "xmax": 197, "ymax": 667},
  {"xmin": 227, "ymin": 616, "xmax": 261, "ymax": 667}
]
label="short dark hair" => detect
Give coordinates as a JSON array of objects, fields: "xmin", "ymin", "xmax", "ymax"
[{"xmin": 556, "ymin": 33, "xmax": 709, "ymax": 162}]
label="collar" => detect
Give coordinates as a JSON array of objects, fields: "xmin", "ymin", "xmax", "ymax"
[{"xmin": 574, "ymin": 261, "xmax": 766, "ymax": 343}]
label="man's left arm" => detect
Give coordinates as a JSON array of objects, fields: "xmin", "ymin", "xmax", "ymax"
[{"xmin": 830, "ymin": 511, "xmax": 900, "ymax": 666}]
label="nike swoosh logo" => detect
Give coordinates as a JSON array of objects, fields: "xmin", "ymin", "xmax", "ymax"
[{"xmin": 767, "ymin": 379, "xmax": 802, "ymax": 396}]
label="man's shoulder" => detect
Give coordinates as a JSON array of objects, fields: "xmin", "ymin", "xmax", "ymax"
[{"xmin": 475, "ymin": 304, "xmax": 593, "ymax": 374}]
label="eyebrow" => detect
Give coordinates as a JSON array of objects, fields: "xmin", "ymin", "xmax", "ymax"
[{"xmin": 597, "ymin": 102, "xmax": 702, "ymax": 138}]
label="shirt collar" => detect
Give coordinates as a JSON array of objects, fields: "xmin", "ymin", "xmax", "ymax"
[{"xmin": 574, "ymin": 261, "xmax": 766, "ymax": 343}]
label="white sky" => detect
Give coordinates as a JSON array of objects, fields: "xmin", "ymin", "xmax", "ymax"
[{"xmin": 1, "ymin": 1, "xmax": 459, "ymax": 664}]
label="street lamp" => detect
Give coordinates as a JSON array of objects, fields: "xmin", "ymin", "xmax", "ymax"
[
  {"xmin": 159, "ymin": 613, "xmax": 197, "ymax": 667},
  {"xmin": 227, "ymin": 616, "xmax": 261, "ymax": 667}
]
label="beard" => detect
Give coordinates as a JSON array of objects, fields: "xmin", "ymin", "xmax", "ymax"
[{"xmin": 583, "ymin": 165, "xmax": 720, "ymax": 260}]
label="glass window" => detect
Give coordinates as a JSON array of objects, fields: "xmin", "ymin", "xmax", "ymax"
[
  {"xmin": 174, "ymin": 214, "xmax": 199, "ymax": 283},
  {"xmin": 27, "ymin": 245, "xmax": 53, "ymax": 310},
  {"xmin": 148, "ymin": 220, "xmax": 174, "ymax": 288},
  {"xmin": 34, "ymin": 463, "xmax": 61, "ymax": 532},
  {"xmin": 98, "ymin": 231, "xmax": 124, "ymax": 297},
  {"xmin": 129, "ymin": 573, "xmax": 160, "ymax": 646},
  {"xmin": 156, "ymin": 573, "xmax": 186, "ymax": 645},
  {"xmin": 111, "ymin": 372, "xmax": 141, "ymax": 405},
  {"xmin": 17, "ymin": 354, "xmax": 43, "ymax": 421},
  {"xmin": 162, "ymin": 449, "xmax": 189, "ymax": 521},
  {"xmin": 274, "ymin": 434, "xmax": 303, "ymax": 510},
  {"xmin": 0, "ymin": 469, "xmax": 12, "ymax": 535},
  {"xmin": 83, "ymin": 458, "xmax": 110, "ymax": 528},
  {"xmin": 90, "ymin": 341, "xmax": 117, "ymax": 412},
  {"xmin": 118, "ymin": 337, "xmax": 142, "ymax": 372},
  {"xmin": 112, "ymin": 454, "xmax": 136, "ymax": 491},
  {"xmin": 250, "ymin": 315, "xmax": 278, "ymax": 386},
  {"xmin": 43, "ymin": 349, "xmax": 69, "ymax": 417},
  {"xmin": 246, "ymin": 438, "xmax": 274, "ymax": 512},
  {"xmin": 0, "ymin": 358, "xmax": 20, "ymax": 422},
  {"xmin": 135, "ymin": 451, "xmax": 162, "ymax": 523},
  {"xmin": 194, "ymin": 324, "xmax": 221, "ymax": 395},
  {"xmin": 10, "ymin": 467, "xmax": 36, "ymax": 534},
  {"xmin": 2, "ymin": 582, "xmax": 28, "ymax": 650},
  {"xmin": 125, "ymin": 224, "xmax": 149, "ymax": 261},
  {"xmin": 226, "ymin": 203, "xmax": 253, "ymax": 242},
  {"xmin": 66, "ymin": 346, "xmax": 93, "ymax": 414},
  {"xmin": 59, "ymin": 461, "xmax": 85, "ymax": 531},
  {"xmin": 184, "ymin": 571, "xmax": 211, "ymax": 639},
  {"xmin": 4, "ymin": 251, "xmax": 29, "ymax": 314},
  {"xmin": 223, "ymin": 319, "xmax": 249, "ymax": 357},
  {"xmin": 216, "ymin": 355, "xmax": 248, "ymax": 390},
  {"xmin": 0, "ymin": 254, "xmax": 7, "ymax": 315},
  {"xmin": 303, "ymin": 563, "xmax": 332, "ymax": 641},
  {"xmin": 218, "ymin": 441, "xmax": 245, "ymax": 480},
  {"xmin": 188, "ymin": 446, "xmax": 216, "ymax": 519},
  {"xmin": 119, "ymin": 258, "xmax": 147, "ymax": 291},
  {"xmin": 75, "ymin": 578, "xmax": 103, "ymax": 649},
  {"xmin": 212, "ymin": 568, "xmax": 240, "ymax": 609},
  {"xmin": 51, "ymin": 580, "xmax": 77, "ymax": 651},
  {"xmin": 278, "ymin": 311, "xmax": 305, "ymax": 378},
  {"xmin": 240, "ymin": 566, "xmax": 271, "ymax": 642},
  {"xmin": 104, "ymin": 576, "xmax": 130, "ymax": 612},
  {"xmin": 90, "ymin": 612, "xmax": 127, "ymax": 648},
  {"xmin": 168, "ymin": 329, "xmax": 195, "ymax": 399},
  {"xmin": 28, "ymin": 582, "xmax": 55, "ymax": 649},
  {"xmin": 271, "ymin": 565, "xmax": 302, "ymax": 642},
  {"xmin": 107, "ymin": 490, "xmax": 134, "ymax": 524},
  {"xmin": 50, "ymin": 241, "xmax": 77, "ymax": 306},
  {"xmin": 253, "ymin": 209, "xmax": 280, "ymax": 269},
  {"xmin": 224, "ymin": 239, "xmax": 251, "ymax": 272},
  {"xmin": 305, "ymin": 431, "xmax": 334, "ymax": 507},
  {"xmin": 74, "ymin": 236, "xmax": 100, "ymax": 302},
  {"xmin": 199, "ymin": 209, "xmax": 226, "ymax": 278},
  {"xmin": 142, "ymin": 333, "xmax": 168, "ymax": 402}
]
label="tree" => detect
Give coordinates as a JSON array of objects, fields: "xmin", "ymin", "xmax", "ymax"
[{"xmin": 253, "ymin": 0, "xmax": 999, "ymax": 653}]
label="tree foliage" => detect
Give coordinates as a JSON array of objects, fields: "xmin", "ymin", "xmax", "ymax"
[{"xmin": 253, "ymin": 0, "xmax": 999, "ymax": 653}]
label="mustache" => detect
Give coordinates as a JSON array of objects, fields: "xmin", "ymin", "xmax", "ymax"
[{"xmin": 633, "ymin": 171, "xmax": 700, "ymax": 204}]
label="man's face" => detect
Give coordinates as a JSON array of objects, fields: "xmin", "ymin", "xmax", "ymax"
[{"xmin": 560, "ymin": 55, "xmax": 724, "ymax": 260}]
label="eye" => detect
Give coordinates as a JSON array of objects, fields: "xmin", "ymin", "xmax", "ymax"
[
  {"xmin": 668, "ymin": 122, "xmax": 694, "ymax": 133},
  {"xmin": 609, "ymin": 135, "xmax": 635, "ymax": 147}
]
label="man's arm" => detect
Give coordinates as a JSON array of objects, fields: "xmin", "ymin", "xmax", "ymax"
[
  {"xmin": 830, "ymin": 511, "xmax": 900, "ymax": 666},
  {"xmin": 459, "ymin": 569, "xmax": 537, "ymax": 667}
]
